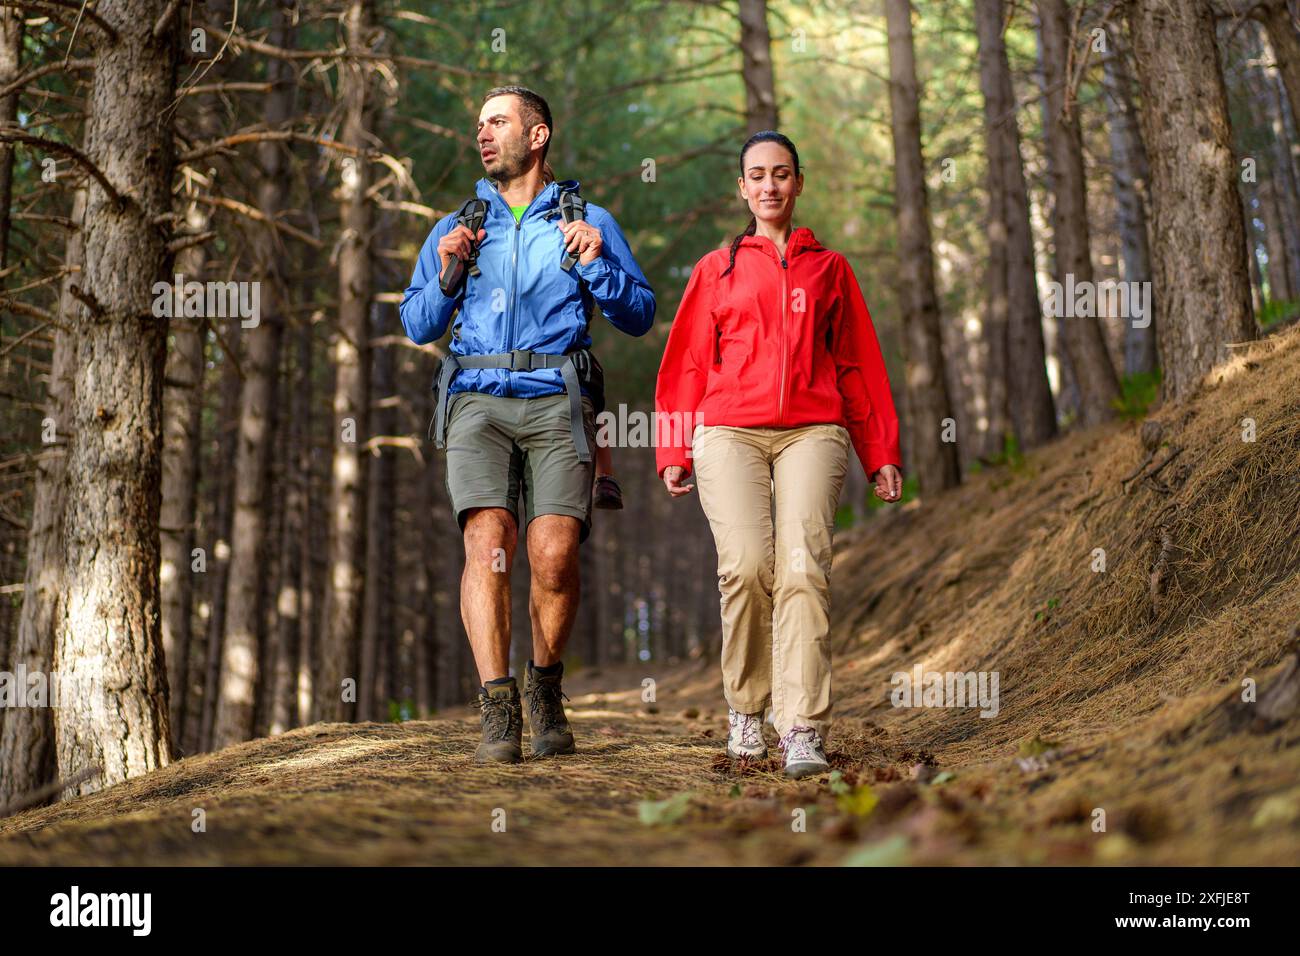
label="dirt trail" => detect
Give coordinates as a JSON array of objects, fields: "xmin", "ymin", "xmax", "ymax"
[{"xmin": 3, "ymin": 328, "xmax": 1300, "ymax": 866}]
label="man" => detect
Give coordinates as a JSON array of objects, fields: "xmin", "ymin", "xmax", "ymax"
[{"xmin": 399, "ymin": 86, "xmax": 656, "ymax": 763}]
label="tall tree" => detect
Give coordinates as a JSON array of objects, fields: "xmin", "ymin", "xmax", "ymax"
[
  {"xmin": 738, "ymin": 0, "xmax": 779, "ymax": 133},
  {"xmin": 161, "ymin": 0, "xmax": 235, "ymax": 751},
  {"xmin": 1101, "ymin": 24, "xmax": 1157, "ymax": 376},
  {"xmin": 52, "ymin": 0, "xmax": 180, "ymax": 796},
  {"xmin": 0, "ymin": 189, "xmax": 84, "ymax": 806},
  {"xmin": 1037, "ymin": 0, "xmax": 1120, "ymax": 424},
  {"xmin": 974, "ymin": 0, "xmax": 1057, "ymax": 450},
  {"xmin": 215, "ymin": 0, "xmax": 299, "ymax": 748},
  {"xmin": 1129, "ymin": 0, "xmax": 1256, "ymax": 399},
  {"xmin": 316, "ymin": 0, "xmax": 376, "ymax": 722},
  {"xmin": 885, "ymin": 0, "xmax": 960, "ymax": 491}
]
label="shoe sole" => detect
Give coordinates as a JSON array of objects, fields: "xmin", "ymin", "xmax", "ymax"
[
  {"xmin": 474, "ymin": 749, "xmax": 522, "ymax": 765},
  {"xmin": 530, "ymin": 738, "xmax": 576, "ymax": 757},
  {"xmin": 784, "ymin": 761, "xmax": 830, "ymax": 779},
  {"xmin": 726, "ymin": 744, "xmax": 768, "ymax": 760}
]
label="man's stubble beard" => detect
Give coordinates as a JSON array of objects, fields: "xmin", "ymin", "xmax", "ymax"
[{"xmin": 485, "ymin": 133, "xmax": 532, "ymax": 185}]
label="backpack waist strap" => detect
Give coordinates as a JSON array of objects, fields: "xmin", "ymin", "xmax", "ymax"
[{"xmin": 431, "ymin": 349, "xmax": 593, "ymax": 462}]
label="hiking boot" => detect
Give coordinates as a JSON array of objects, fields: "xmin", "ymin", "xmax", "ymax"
[
  {"xmin": 780, "ymin": 726, "xmax": 829, "ymax": 779},
  {"xmin": 525, "ymin": 659, "xmax": 577, "ymax": 756},
  {"xmin": 474, "ymin": 678, "xmax": 523, "ymax": 764},
  {"xmin": 726, "ymin": 708, "xmax": 768, "ymax": 760},
  {"xmin": 593, "ymin": 475, "xmax": 624, "ymax": 510}
]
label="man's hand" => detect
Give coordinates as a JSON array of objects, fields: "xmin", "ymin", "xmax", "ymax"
[
  {"xmin": 436, "ymin": 225, "xmax": 486, "ymax": 276},
  {"xmin": 557, "ymin": 219, "xmax": 603, "ymax": 265},
  {"xmin": 662, "ymin": 465, "xmax": 695, "ymax": 498},
  {"xmin": 873, "ymin": 464, "xmax": 902, "ymax": 503}
]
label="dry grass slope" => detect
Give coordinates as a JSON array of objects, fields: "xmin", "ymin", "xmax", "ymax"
[{"xmin": 2, "ymin": 329, "xmax": 1298, "ymax": 865}]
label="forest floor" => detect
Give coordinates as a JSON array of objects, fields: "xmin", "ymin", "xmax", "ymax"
[{"xmin": 3, "ymin": 327, "xmax": 1300, "ymax": 866}]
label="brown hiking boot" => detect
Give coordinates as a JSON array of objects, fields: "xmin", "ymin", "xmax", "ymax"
[
  {"xmin": 474, "ymin": 678, "xmax": 523, "ymax": 764},
  {"xmin": 524, "ymin": 659, "xmax": 576, "ymax": 756},
  {"xmin": 593, "ymin": 475, "xmax": 624, "ymax": 510}
]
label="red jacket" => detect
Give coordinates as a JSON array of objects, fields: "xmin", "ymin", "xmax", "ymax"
[{"xmin": 654, "ymin": 227, "xmax": 902, "ymax": 479}]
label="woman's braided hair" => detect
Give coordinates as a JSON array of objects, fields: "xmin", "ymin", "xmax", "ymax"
[{"xmin": 720, "ymin": 130, "xmax": 802, "ymax": 278}]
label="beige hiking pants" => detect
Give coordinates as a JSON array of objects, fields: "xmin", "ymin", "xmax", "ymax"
[{"xmin": 691, "ymin": 422, "xmax": 850, "ymax": 741}]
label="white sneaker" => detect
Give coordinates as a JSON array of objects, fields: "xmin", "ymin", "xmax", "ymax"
[
  {"xmin": 726, "ymin": 708, "xmax": 768, "ymax": 759},
  {"xmin": 780, "ymin": 726, "xmax": 829, "ymax": 779}
]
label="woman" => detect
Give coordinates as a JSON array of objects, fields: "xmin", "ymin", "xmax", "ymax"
[{"xmin": 655, "ymin": 131, "xmax": 903, "ymax": 779}]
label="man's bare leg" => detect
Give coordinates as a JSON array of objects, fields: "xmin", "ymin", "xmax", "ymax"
[
  {"xmin": 526, "ymin": 514, "xmax": 582, "ymax": 666},
  {"xmin": 461, "ymin": 507, "xmax": 517, "ymax": 683}
]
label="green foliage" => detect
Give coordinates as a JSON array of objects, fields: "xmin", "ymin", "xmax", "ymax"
[
  {"xmin": 1259, "ymin": 297, "xmax": 1300, "ymax": 329},
  {"xmin": 842, "ymin": 833, "xmax": 910, "ymax": 866},
  {"xmin": 386, "ymin": 699, "xmax": 416, "ymax": 723},
  {"xmin": 638, "ymin": 791, "xmax": 693, "ymax": 826},
  {"xmin": 1033, "ymin": 597, "xmax": 1060, "ymax": 623},
  {"xmin": 835, "ymin": 782, "xmax": 879, "ymax": 818},
  {"xmin": 1018, "ymin": 735, "xmax": 1063, "ymax": 758},
  {"xmin": 1112, "ymin": 369, "xmax": 1162, "ymax": 422}
]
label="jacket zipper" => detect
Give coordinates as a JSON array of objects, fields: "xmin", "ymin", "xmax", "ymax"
[
  {"xmin": 778, "ymin": 252, "xmax": 789, "ymax": 426},
  {"xmin": 491, "ymin": 182, "xmax": 546, "ymax": 398},
  {"xmin": 506, "ymin": 217, "xmax": 520, "ymax": 397}
]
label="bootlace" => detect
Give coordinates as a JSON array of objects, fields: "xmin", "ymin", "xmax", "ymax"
[
  {"xmin": 526, "ymin": 679, "xmax": 570, "ymax": 733},
  {"xmin": 732, "ymin": 711, "xmax": 764, "ymax": 748},
  {"xmin": 477, "ymin": 693, "xmax": 516, "ymax": 740},
  {"xmin": 779, "ymin": 726, "xmax": 823, "ymax": 762}
]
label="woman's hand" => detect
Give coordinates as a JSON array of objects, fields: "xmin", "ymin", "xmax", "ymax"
[
  {"xmin": 873, "ymin": 464, "xmax": 902, "ymax": 503},
  {"xmin": 662, "ymin": 466, "xmax": 695, "ymax": 497}
]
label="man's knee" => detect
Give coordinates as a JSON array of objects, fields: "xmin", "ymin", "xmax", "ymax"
[
  {"xmin": 528, "ymin": 517, "xmax": 580, "ymax": 591},
  {"xmin": 463, "ymin": 508, "xmax": 517, "ymax": 571}
]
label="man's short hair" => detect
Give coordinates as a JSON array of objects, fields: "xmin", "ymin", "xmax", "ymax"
[{"xmin": 483, "ymin": 86, "xmax": 553, "ymax": 162}]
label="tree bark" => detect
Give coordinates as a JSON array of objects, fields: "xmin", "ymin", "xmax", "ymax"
[
  {"xmin": 1129, "ymin": 0, "xmax": 1257, "ymax": 400},
  {"xmin": 738, "ymin": 0, "xmax": 779, "ymax": 134},
  {"xmin": 53, "ymin": 0, "xmax": 179, "ymax": 797},
  {"xmin": 1037, "ymin": 0, "xmax": 1121, "ymax": 424},
  {"xmin": 0, "ymin": 5, "xmax": 22, "ymax": 272},
  {"xmin": 1253, "ymin": 0, "xmax": 1300, "ymax": 132},
  {"xmin": 193, "ymin": 320, "xmax": 241, "ymax": 754},
  {"xmin": 161, "ymin": 0, "xmax": 235, "ymax": 752},
  {"xmin": 315, "ymin": 0, "xmax": 375, "ymax": 723},
  {"xmin": 214, "ymin": 0, "xmax": 298, "ymax": 748},
  {"xmin": 975, "ymin": 0, "xmax": 1057, "ymax": 450},
  {"xmin": 0, "ymin": 189, "xmax": 85, "ymax": 807},
  {"xmin": 1101, "ymin": 26, "xmax": 1157, "ymax": 376},
  {"xmin": 885, "ymin": 0, "xmax": 961, "ymax": 493}
]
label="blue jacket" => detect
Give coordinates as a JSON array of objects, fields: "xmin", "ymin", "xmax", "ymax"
[{"xmin": 399, "ymin": 178, "xmax": 656, "ymax": 399}]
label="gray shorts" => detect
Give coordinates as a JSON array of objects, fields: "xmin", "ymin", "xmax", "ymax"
[{"xmin": 444, "ymin": 391, "xmax": 597, "ymax": 542}]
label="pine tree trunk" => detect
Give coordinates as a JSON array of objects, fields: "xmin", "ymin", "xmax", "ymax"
[
  {"xmin": 1129, "ymin": 0, "xmax": 1257, "ymax": 400},
  {"xmin": 214, "ymin": 0, "xmax": 298, "ymax": 748},
  {"xmin": 1037, "ymin": 0, "xmax": 1120, "ymax": 424},
  {"xmin": 194, "ymin": 321, "xmax": 241, "ymax": 754},
  {"xmin": 975, "ymin": 0, "xmax": 1056, "ymax": 450},
  {"xmin": 53, "ymin": 0, "xmax": 179, "ymax": 796},
  {"xmin": 0, "ymin": 189, "xmax": 84, "ymax": 806},
  {"xmin": 316, "ymin": 0, "xmax": 374, "ymax": 722},
  {"xmin": 361, "ymin": 296, "xmax": 396, "ymax": 720},
  {"xmin": 1101, "ymin": 29, "xmax": 1157, "ymax": 376},
  {"xmin": 738, "ymin": 0, "xmax": 779, "ymax": 134},
  {"xmin": 1254, "ymin": 0, "xmax": 1300, "ymax": 131},
  {"xmin": 0, "ymin": 5, "xmax": 22, "ymax": 272},
  {"xmin": 885, "ymin": 0, "xmax": 961, "ymax": 493}
]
